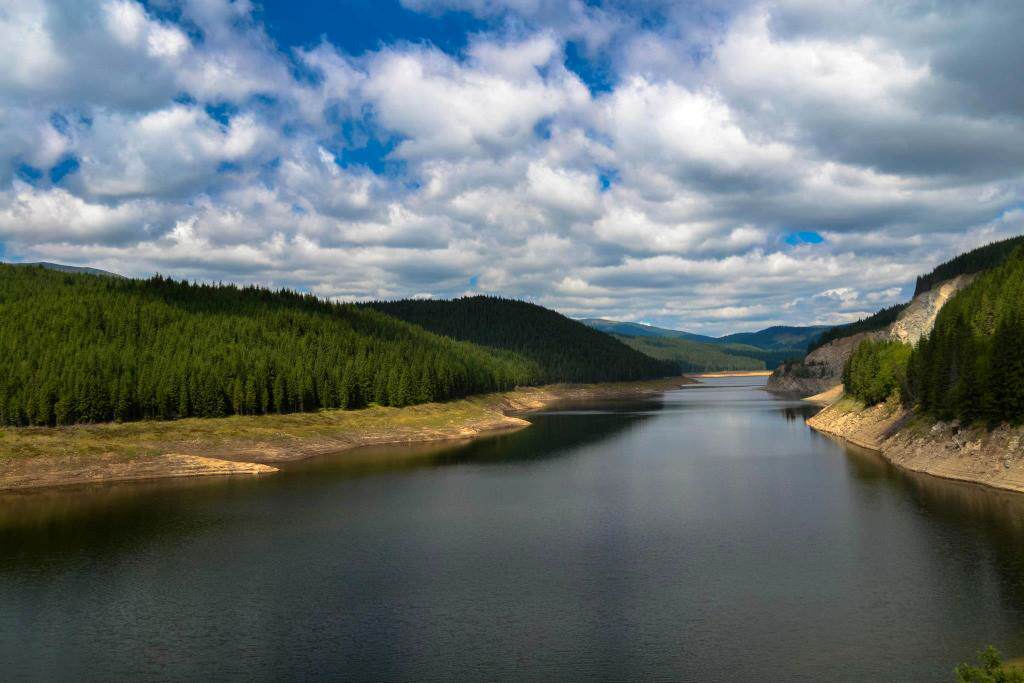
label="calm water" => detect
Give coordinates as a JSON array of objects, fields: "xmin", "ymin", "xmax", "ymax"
[{"xmin": 4, "ymin": 376, "xmax": 1024, "ymax": 681}]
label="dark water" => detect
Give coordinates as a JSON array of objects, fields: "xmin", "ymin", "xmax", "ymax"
[{"xmin": 4, "ymin": 377, "xmax": 1024, "ymax": 682}]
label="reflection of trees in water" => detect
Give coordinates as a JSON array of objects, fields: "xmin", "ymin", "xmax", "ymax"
[
  {"xmin": 844, "ymin": 442, "xmax": 1024, "ymax": 536},
  {"xmin": 0, "ymin": 398, "xmax": 663, "ymax": 573},
  {"xmin": 844, "ymin": 441, "xmax": 1024, "ymax": 616},
  {"xmin": 0, "ymin": 475, "xmax": 263, "ymax": 575},
  {"xmin": 903, "ymin": 470, "xmax": 1024, "ymax": 626},
  {"xmin": 432, "ymin": 401, "xmax": 661, "ymax": 467},
  {"xmin": 779, "ymin": 405, "xmax": 818, "ymax": 423}
]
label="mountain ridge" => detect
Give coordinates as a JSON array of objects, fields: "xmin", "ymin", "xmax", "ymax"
[{"xmin": 4, "ymin": 261, "xmax": 124, "ymax": 278}]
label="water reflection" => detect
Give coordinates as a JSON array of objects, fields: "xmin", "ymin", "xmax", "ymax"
[
  {"xmin": 4, "ymin": 379, "xmax": 1024, "ymax": 682},
  {"xmin": 0, "ymin": 396, "xmax": 661, "ymax": 570}
]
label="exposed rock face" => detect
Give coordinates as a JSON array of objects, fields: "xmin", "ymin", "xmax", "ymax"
[
  {"xmin": 767, "ymin": 274, "xmax": 976, "ymax": 397},
  {"xmin": 766, "ymin": 331, "xmax": 884, "ymax": 396},
  {"xmin": 889, "ymin": 273, "xmax": 975, "ymax": 345}
]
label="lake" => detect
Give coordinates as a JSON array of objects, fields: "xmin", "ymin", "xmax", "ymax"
[{"xmin": 3, "ymin": 376, "xmax": 1024, "ymax": 681}]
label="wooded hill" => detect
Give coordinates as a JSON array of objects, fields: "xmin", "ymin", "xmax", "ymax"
[
  {"xmin": 913, "ymin": 235, "xmax": 1024, "ymax": 296},
  {"xmin": 615, "ymin": 335, "xmax": 764, "ymax": 372},
  {"xmin": 580, "ymin": 319, "xmax": 717, "ymax": 343},
  {"xmin": 814, "ymin": 237, "xmax": 1024, "ymax": 352},
  {"xmin": 809, "ymin": 304, "xmax": 907, "ymax": 352},
  {"xmin": 582, "ymin": 319, "xmax": 819, "ymax": 371},
  {"xmin": 715, "ymin": 325, "xmax": 827, "ymax": 351},
  {"xmin": 841, "ymin": 243, "xmax": 1024, "ymax": 425},
  {"xmin": 0, "ymin": 266, "xmax": 543, "ymax": 426},
  {"xmin": 365, "ymin": 296, "xmax": 676, "ymax": 383},
  {"xmin": 906, "ymin": 246, "xmax": 1024, "ymax": 424}
]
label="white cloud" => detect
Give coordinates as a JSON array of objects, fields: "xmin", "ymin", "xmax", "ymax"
[
  {"xmin": 0, "ymin": 184, "xmax": 175, "ymax": 243},
  {"xmin": 71, "ymin": 105, "xmax": 277, "ymax": 198},
  {"xmin": 1, "ymin": 0, "xmax": 1022, "ymax": 335},
  {"xmin": 361, "ymin": 39, "xmax": 589, "ymax": 159}
]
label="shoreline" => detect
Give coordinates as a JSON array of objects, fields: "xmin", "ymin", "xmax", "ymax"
[
  {"xmin": 0, "ymin": 376, "xmax": 692, "ymax": 493},
  {"xmin": 806, "ymin": 393, "xmax": 1024, "ymax": 495},
  {"xmin": 686, "ymin": 370, "xmax": 772, "ymax": 378}
]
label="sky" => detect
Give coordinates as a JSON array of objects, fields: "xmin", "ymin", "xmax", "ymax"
[{"xmin": 1, "ymin": 0, "xmax": 1022, "ymax": 335}]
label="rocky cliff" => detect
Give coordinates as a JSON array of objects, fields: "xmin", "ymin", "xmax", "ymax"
[
  {"xmin": 766, "ymin": 275, "xmax": 975, "ymax": 397},
  {"xmin": 888, "ymin": 273, "xmax": 975, "ymax": 345}
]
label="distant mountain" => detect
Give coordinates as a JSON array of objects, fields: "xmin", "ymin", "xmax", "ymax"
[
  {"xmin": 580, "ymin": 318, "xmax": 820, "ymax": 371},
  {"xmin": 578, "ymin": 318, "xmax": 716, "ymax": 343},
  {"xmin": 716, "ymin": 325, "xmax": 829, "ymax": 351},
  {"xmin": 6, "ymin": 261, "xmax": 123, "ymax": 278},
  {"xmin": 582, "ymin": 318, "xmax": 826, "ymax": 351},
  {"xmin": 366, "ymin": 297, "xmax": 677, "ymax": 384},
  {"xmin": 614, "ymin": 335, "xmax": 765, "ymax": 373}
]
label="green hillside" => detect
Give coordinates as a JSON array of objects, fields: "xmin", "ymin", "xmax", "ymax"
[
  {"xmin": 716, "ymin": 325, "xmax": 827, "ymax": 351},
  {"xmin": 581, "ymin": 318, "xmax": 824, "ymax": 351},
  {"xmin": 615, "ymin": 335, "xmax": 765, "ymax": 372},
  {"xmin": 714, "ymin": 343, "xmax": 805, "ymax": 369},
  {"xmin": 579, "ymin": 318, "xmax": 716, "ymax": 343},
  {"xmin": 366, "ymin": 297, "xmax": 676, "ymax": 383},
  {"xmin": 906, "ymin": 246, "xmax": 1024, "ymax": 424},
  {"xmin": 914, "ymin": 235, "xmax": 1024, "ymax": 295},
  {"xmin": 818, "ymin": 235, "xmax": 1024, "ymax": 352},
  {"xmin": 582, "ymin": 318, "xmax": 812, "ymax": 370},
  {"xmin": 0, "ymin": 266, "xmax": 541, "ymax": 427},
  {"xmin": 4, "ymin": 261, "xmax": 124, "ymax": 278}
]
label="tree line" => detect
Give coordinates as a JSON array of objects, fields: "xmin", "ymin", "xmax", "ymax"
[
  {"xmin": 844, "ymin": 246, "xmax": 1024, "ymax": 426},
  {"xmin": 366, "ymin": 296, "xmax": 676, "ymax": 383},
  {"xmin": 914, "ymin": 235, "xmax": 1024, "ymax": 296},
  {"xmin": 813, "ymin": 236, "xmax": 1024, "ymax": 355},
  {"xmin": 615, "ymin": 335, "xmax": 766, "ymax": 372},
  {"xmin": 0, "ymin": 266, "xmax": 541, "ymax": 426},
  {"xmin": 906, "ymin": 247, "xmax": 1024, "ymax": 424},
  {"xmin": 809, "ymin": 304, "xmax": 907, "ymax": 352}
]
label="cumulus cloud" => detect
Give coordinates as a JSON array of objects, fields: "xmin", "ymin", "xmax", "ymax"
[{"xmin": 1, "ymin": 0, "xmax": 1022, "ymax": 334}]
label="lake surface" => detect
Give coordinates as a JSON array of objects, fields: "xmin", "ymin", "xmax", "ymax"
[{"xmin": 4, "ymin": 376, "xmax": 1024, "ymax": 681}]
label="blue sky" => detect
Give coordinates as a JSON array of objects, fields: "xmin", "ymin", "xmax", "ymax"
[
  {"xmin": 1, "ymin": 0, "xmax": 1022, "ymax": 334},
  {"xmin": 258, "ymin": 0, "xmax": 486, "ymax": 56}
]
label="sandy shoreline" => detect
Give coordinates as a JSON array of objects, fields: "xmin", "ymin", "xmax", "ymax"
[
  {"xmin": 686, "ymin": 370, "xmax": 772, "ymax": 378},
  {"xmin": 0, "ymin": 376, "xmax": 692, "ymax": 493}
]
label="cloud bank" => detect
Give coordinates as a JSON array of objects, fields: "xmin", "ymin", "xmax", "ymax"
[{"xmin": 1, "ymin": 0, "xmax": 1021, "ymax": 333}]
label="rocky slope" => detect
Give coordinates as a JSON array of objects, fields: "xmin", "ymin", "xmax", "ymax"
[
  {"xmin": 808, "ymin": 398, "xmax": 1024, "ymax": 494},
  {"xmin": 765, "ymin": 331, "xmax": 884, "ymax": 396},
  {"xmin": 767, "ymin": 275, "xmax": 974, "ymax": 397},
  {"xmin": 889, "ymin": 273, "xmax": 975, "ymax": 345}
]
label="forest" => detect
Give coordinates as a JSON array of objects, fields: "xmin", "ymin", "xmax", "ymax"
[
  {"xmin": 366, "ymin": 296, "xmax": 676, "ymax": 383},
  {"xmin": 843, "ymin": 247, "xmax": 1024, "ymax": 425},
  {"xmin": 842, "ymin": 339, "xmax": 912, "ymax": 405},
  {"xmin": 0, "ymin": 266, "xmax": 543, "ymax": 426},
  {"xmin": 914, "ymin": 234, "xmax": 1024, "ymax": 296},
  {"xmin": 813, "ymin": 236, "xmax": 1024, "ymax": 354},
  {"xmin": 906, "ymin": 247, "xmax": 1024, "ymax": 424},
  {"xmin": 615, "ymin": 335, "xmax": 765, "ymax": 373}
]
